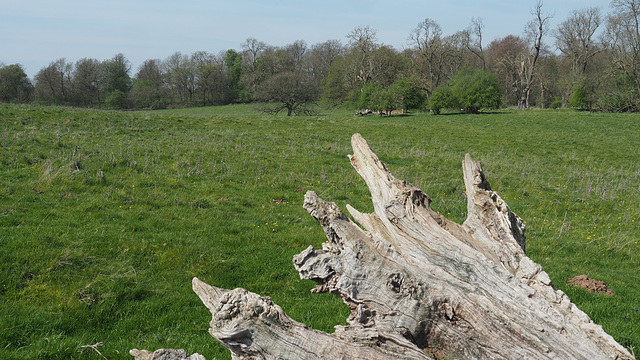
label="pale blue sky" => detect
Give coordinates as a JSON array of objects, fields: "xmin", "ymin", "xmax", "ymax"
[{"xmin": 2, "ymin": 0, "xmax": 610, "ymax": 78}]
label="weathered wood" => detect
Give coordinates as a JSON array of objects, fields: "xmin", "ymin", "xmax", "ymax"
[
  {"xmin": 145, "ymin": 133, "xmax": 634, "ymax": 359},
  {"xmin": 129, "ymin": 348, "xmax": 205, "ymax": 360}
]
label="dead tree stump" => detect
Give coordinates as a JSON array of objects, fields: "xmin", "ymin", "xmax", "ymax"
[{"xmin": 148, "ymin": 133, "xmax": 634, "ymax": 359}]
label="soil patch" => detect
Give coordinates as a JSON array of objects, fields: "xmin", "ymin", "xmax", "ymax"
[{"xmin": 568, "ymin": 275, "xmax": 613, "ymax": 296}]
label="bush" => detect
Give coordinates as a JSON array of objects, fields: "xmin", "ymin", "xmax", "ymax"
[
  {"xmin": 354, "ymin": 82, "xmax": 384, "ymax": 110},
  {"xmin": 450, "ymin": 67, "xmax": 501, "ymax": 113},
  {"xmin": 549, "ymin": 96, "xmax": 563, "ymax": 109},
  {"xmin": 600, "ymin": 92, "xmax": 639, "ymax": 112},
  {"xmin": 104, "ymin": 90, "xmax": 128, "ymax": 109},
  {"xmin": 389, "ymin": 78, "xmax": 426, "ymax": 112},
  {"xmin": 429, "ymin": 68, "xmax": 501, "ymax": 114},
  {"xmin": 597, "ymin": 74, "xmax": 640, "ymax": 112},
  {"xmin": 429, "ymin": 86, "xmax": 457, "ymax": 115},
  {"xmin": 569, "ymin": 86, "xmax": 589, "ymax": 110}
]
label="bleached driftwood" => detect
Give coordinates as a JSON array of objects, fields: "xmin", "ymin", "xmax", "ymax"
[
  {"xmin": 141, "ymin": 133, "xmax": 634, "ymax": 359},
  {"xmin": 129, "ymin": 348, "xmax": 205, "ymax": 360}
]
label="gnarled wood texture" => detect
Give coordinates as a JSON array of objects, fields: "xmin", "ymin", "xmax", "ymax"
[{"xmin": 140, "ymin": 133, "xmax": 634, "ymax": 359}]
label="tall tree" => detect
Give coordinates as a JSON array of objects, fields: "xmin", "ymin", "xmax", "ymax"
[
  {"xmin": 321, "ymin": 56, "xmax": 351, "ymax": 104},
  {"xmin": 71, "ymin": 58, "xmax": 101, "ymax": 106},
  {"xmin": 608, "ymin": 0, "xmax": 640, "ymax": 95},
  {"xmin": 285, "ymin": 40, "xmax": 307, "ymax": 71},
  {"xmin": 488, "ymin": 35, "xmax": 528, "ymax": 106},
  {"xmin": 0, "ymin": 64, "xmax": 32, "ymax": 103},
  {"xmin": 130, "ymin": 58, "xmax": 169, "ymax": 109},
  {"xmin": 408, "ymin": 18, "xmax": 464, "ymax": 95},
  {"xmin": 192, "ymin": 51, "xmax": 229, "ymax": 106},
  {"xmin": 307, "ymin": 40, "xmax": 344, "ymax": 79},
  {"xmin": 346, "ymin": 25, "xmax": 379, "ymax": 83},
  {"xmin": 241, "ymin": 38, "xmax": 268, "ymax": 94},
  {"xmin": 135, "ymin": 59, "xmax": 164, "ymax": 87},
  {"xmin": 100, "ymin": 54, "xmax": 132, "ymax": 95},
  {"xmin": 466, "ymin": 17, "xmax": 487, "ymax": 70},
  {"xmin": 224, "ymin": 49, "xmax": 246, "ymax": 103},
  {"xmin": 535, "ymin": 54, "xmax": 563, "ymax": 108},
  {"xmin": 554, "ymin": 7, "xmax": 604, "ymax": 75},
  {"xmin": 517, "ymin": 1, "xmax": 552, "ymax": 109},
  {"xmin": 163, "ymin": 52, "xmax": 197, "ymax": 105},
  {"xmin": 368, "ymin": 45, "xmax": 409, "ymax": 88},
  {"xmin": 34, "ymin": 58, "xmax": 73, "ymax": 104},
  {"xmin": 255, "ymin": 71, "xmax": 318, "ymax": 116}
]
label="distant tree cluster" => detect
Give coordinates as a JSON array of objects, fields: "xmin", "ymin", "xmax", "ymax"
[{"xmin": 2, "ymin": 0, "xmax": 640, "ymax": 113}]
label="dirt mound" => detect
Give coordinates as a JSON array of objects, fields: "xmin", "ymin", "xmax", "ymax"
[{"xmin": 568, "ymin": 275, "xmax": 613, "ymax": 296}]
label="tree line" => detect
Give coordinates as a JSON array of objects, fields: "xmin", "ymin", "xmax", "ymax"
[{"xmin": 2, "ymin": 0, "xmax": 640, "ymax": 113}]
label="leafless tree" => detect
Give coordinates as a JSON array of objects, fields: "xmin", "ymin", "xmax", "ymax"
[
  {"xmin": 409, "ymin": 18, "xmax": 465, "ymax": 94},
  {"xmin": 607, "ymin": 0, "xmax": 640, "ymax": 92},
  {"xmin": 285, "ymin": 40, "xmax": 307, "ymax": 70},
  {"xmin": 162, "ymin": 52, "xmax": 197, "ymax": 104},
  {"xmin": 517, "ymin": 0, "xmax": 552, "ymax": 109},
  {"xmin": 466, "ymin": 17, "xmax": 486, "ymax": 70},
  {"xmin": 34, "ymin": 58, "xmax": 73, "ymax": 104},
  {"xmin": 346, "ymin": 25, "xmax": 379, "ymax": 83},
  {"xmin": 554, "ymin": 7, "xmax": 605, "ymax": 75},
  {"xmin": 241, "ymin": 37, "xmax": 267, "ymax": 68}
]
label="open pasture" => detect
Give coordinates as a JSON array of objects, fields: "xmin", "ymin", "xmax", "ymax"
[{"xmin": 1, "ymin": 104, "xmax": 639, "ymax": 359}]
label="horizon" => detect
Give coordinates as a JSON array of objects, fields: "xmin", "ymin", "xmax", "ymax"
[{"xmin": 3, "ymin": 0, "xmax": 610, "ymax": 79}]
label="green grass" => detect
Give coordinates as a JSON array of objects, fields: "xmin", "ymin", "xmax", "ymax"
[{"xmin": 1, "ymin": 104, "xmax": 639, "ymax": 359}]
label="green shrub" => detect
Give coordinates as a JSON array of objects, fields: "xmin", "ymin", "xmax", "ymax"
[
  {"xmin": 429, "ymin": 68, "xmax": 501, "ymax": 114},
  {"xmin": 598, "ymin": 75, "xmax": 640, "ymax": 112},
  {"xmin": 569, "ymin": 86, "xmax": 589, "ymax": 110},
  {"xmin": 450, "ymin": 67, "xmax": 501, "ymax": 113},
  {"xmin": 104, "ymin": 90, "xmax": 128, "ymax": 109},
  {"xmin": 549, "ymin": 96, "xmax": 563, "ymax": 109},
  {"xmin": 355, "ymin": 82, "xmax": 384, "ymax": 110},
  {"xmin": 389, "ymin": 78, "xmax": 426, "ymax": 112},
  {"xmin": 429, "ymin": 86, "xmax": 457, "ymax": 115}
]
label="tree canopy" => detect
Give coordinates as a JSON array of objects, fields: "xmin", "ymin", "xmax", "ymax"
[
  {"xmin": 3, "ymin": 1, "xmax": 640, "ymax": 112},
  {"xmin": 0, "ymin": 64, "xmax": 32, "ymax": 103}
]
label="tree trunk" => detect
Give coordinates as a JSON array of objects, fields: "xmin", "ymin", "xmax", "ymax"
[{"xmin": 136, "ymin": 134, "xmax": 634, "ymax": 360}]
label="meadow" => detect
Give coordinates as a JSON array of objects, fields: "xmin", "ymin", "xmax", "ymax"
[{"xmin": 0, "ymin": 103, "xmax": 638, "ymax": 359}]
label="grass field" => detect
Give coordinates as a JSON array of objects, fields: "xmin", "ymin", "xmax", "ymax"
[{"xmin": 1, "ymin": 103, "xmax": 639, "ymax": 359}]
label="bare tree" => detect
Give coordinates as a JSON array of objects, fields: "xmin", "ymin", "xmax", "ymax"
[
  {"xmin": 346, "ymin": 25, "xmax": 379, "ymax": 83},
  {"xmin": 408, "ymin": 18, "xmax": 465, "ymax": 94},
  {"xmin": 241, "ymin": 38, "xmax": 268, "ymax": 67},
  {"xmin": 162, "ymin": 52, "xmax": 197, "ymax": 105},
  {"xmin": 409, "ymin": 18, "xmax": 444, "ymax": 91},
  {"xmin": 517, "ymin": 0, "xmax": 552, "ymax": 109},
  {"xmin": 34, "ymin": 58, "xmax": 73, "ymax": 104},
  {"xmin": 466, "ymin": 17, "xmax": 486, "ymax": 70},
  {"xmin": 308, "ymin": 39, "xmax": 344, "ymax": 71},
  {"xmin": 240, "ymin": 38, "xmax": 270, "ymax": 94},
  {"xmin": 554, "ymin": 7, "xmax": 605, "ymax": 75},
  {"xmin": 284, "ymin": 40, "xmax": 307, "ymax": 70},
  {"xmin": 488, "ymin": 35, "xmax": 528, "ymax": 105},
  {"xmin": 305, "ymin": 39, "xmax": 344, "ymax": 88},
  {"xmin": 608, "ymin": 0, "xmax": 640, "ymax": 93},
  {"xmin": 192, "ymin": 51, "xmax": 229, "ymax": 106}
]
